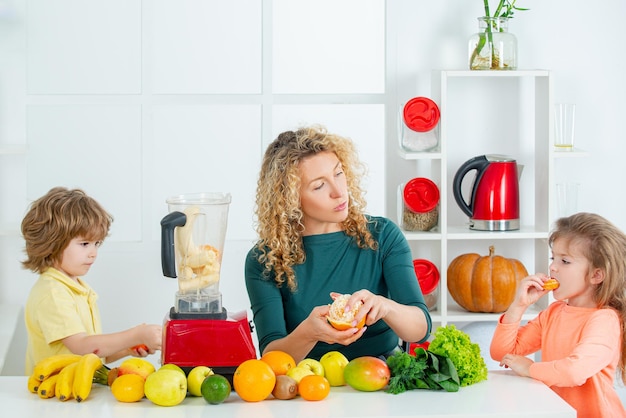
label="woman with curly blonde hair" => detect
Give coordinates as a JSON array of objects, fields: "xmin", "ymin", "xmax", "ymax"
[{"xmin": 245, "ymin": 126, "xmax": 431, "ymax": 362}]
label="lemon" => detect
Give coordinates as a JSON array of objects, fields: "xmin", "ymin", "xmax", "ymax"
[
  {"xmin": 111, "ymin": 373, "xmax": 145, "ymax": 403},
  {"xmin": 201, "ymin": 374, "xmax": 231, "ymax": 404}
]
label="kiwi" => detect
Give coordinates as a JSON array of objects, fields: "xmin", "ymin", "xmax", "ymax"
[{"xmin": 272, "ymin": 375, "xmax": 298, "ymax": 400}]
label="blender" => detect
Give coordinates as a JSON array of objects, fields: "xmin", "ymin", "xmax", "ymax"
[{"xmin": 160, "ymin": 192, "xmax": 256, "ymax": 376}]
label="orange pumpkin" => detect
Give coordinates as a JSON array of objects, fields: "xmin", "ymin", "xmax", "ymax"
[{"xmin": 447, "ymin": 245, "xmax": 528, "ymax": 313}]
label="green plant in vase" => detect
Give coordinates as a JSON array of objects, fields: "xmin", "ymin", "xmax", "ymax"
[{"xmin": 469, "ymin": 0, "xmax": 528, "ymax": 70}]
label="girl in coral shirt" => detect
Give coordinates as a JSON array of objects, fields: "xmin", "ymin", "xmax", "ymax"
[{"xmin": 491, "ymin": 212, "xmax": 626, "ymax": 418}]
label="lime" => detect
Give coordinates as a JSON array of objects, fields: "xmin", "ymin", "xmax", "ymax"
[{"xmin": 201, "ymin": 374, "xmax": 231, "ymax": 404}]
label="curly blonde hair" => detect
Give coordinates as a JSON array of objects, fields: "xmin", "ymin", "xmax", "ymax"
[
  {"xmin": 21, "ymin": 187, "xmax": 112, "ymax": 274},
  {"xmin": 549, "ymin": 212, "xmax": 626, "ymax": 384},
  {"xmin": 254, "ymin": 125, "xmax": 377, "ymax": 291}
]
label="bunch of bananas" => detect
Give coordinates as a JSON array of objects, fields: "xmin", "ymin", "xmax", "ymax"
[{"xmin": 27, "ymin": 353, "xmax": 109, "ymax": 402}]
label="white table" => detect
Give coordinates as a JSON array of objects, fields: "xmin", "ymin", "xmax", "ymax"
[{"xmin": 0, "ymin": 370, "xmax": 576, "ymax": 417}]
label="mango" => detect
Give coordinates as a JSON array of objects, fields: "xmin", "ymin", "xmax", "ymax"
[{"xmin": 343, "ymin": 356, "xmax": 390, "ymax": 392}]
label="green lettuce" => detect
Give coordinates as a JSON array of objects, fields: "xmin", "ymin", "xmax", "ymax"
[{"xmin": 427, "ymin": 324, "xmax": 488, "ymax": 386}]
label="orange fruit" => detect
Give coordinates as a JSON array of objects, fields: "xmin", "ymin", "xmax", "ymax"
[
  {"xmin": 326, "ymin": 294, "xmax": 366, "ymax": 330},
  {"xmin": 298, "ymin": 374, "xmax": 330, "ymax": 401},
  {"xmin": 260, "ymin": 351, "xmax": 296, "ymax": 376},
  {"xmin": 233, "ymin": 359, "xmax": 276, "ymax": 402},
  {"xmin": 543, "ymin": 277, "xmax": 560, "ymax": 290},
  {"xmin": 110, "ymin": 373, "xmax": 145, "ymax": 403}
]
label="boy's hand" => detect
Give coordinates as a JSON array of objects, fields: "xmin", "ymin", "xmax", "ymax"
[{"xmin": 130, "ymin": 344, "xmax": 149, "ymax": 357}]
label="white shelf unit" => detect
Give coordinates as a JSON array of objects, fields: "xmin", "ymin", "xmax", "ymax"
[{"xmin": 399, "ymin": 70, "xmax": 553, "ymax": 326}]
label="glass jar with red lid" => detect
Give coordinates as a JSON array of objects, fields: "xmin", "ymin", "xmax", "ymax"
[
  {"xmin": 399, "ymin": 177, "xmax": 439, "ymax": 231},
  {"xmin": 398, "ymin": 97, "xmax": 440, "ymax": 152},
  {"xmin": 413, "ymin": 259, "xmax": 440, "ymax": 311}
]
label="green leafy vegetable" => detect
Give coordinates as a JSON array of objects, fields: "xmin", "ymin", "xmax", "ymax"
[
  {"xmin": 386, "ymin": 348, "xmax": 460, "ymax": 394},
  {"xmin": 427, "ymin": 325, "xmax": 488, "ymax": 387}
]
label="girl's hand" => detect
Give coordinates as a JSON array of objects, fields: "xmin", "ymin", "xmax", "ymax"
[
  {"xmin": 500, "ymin": 353, "xmax": 533, "ymax": 377},
  {"xmin": 511, "ymin": 274, "xmax": 550, "ymax": 308}
]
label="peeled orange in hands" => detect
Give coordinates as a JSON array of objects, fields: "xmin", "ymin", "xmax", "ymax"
[{"xmin": 326, "ymin": 293, "xmax": 366, "ymax": 330}]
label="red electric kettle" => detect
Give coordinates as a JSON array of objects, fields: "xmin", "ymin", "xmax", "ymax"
[{"xmin": 452, "ymin": 154, "xmax": 520, "ymax": 231}]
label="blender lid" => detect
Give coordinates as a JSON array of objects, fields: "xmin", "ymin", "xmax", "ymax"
[{"xmin": 166, "ymin": 192, "xmax": 232, "ymax": 205}]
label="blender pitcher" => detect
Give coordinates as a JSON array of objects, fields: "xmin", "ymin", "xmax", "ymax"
[{"xmin": 161, "ymin": 192, "xmax": 231, "ymax": 317}]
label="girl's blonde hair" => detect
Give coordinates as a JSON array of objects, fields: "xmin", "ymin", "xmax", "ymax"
[
  {"xmin": 549, "ymin": 212, "xmax": 626, "ymax": 384},
  {"xmin": 253, "ymin": 125, "xmax": 376, "ymax": 291},
  {"xmin": 21, "ymin": 187, "xmax": 112, "ymax": 274}
]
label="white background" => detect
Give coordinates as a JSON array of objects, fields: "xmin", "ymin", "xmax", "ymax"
[{"xmin": 0, "ymin": 0, "xmax": 625, "ymax": 375}]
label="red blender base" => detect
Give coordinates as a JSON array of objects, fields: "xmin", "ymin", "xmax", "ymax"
[{"xmin": 162, "ymin": 308, "xmax": 256, "ymax": 377}]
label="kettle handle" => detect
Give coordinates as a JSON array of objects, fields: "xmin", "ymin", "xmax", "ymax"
[
  {"xmin": 160, "ymin": 211, "xmax": 187, "ymax": 278},
  {"xmin": 452, "ymin": 155, "xmax": 490, "ymax": 218}
]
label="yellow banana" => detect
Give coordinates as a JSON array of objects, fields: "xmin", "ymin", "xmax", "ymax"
[
  {"xmin": 37, "ymin": 373, "xmax": 59, "ymax": 399},
  {"xmin": 72, "ymin": 353, "xmax": 103, "ymax": 402},
  {"xmin": 55, "ymin": 362, "xmax": 78, "ymax": 401},
  {"xmin": 27, "ymin": 374, "xmax": 41, "ymax": 393},
  {"xmin": 32, "ymin": 353, "xmax": 82, "ymax": 381}
]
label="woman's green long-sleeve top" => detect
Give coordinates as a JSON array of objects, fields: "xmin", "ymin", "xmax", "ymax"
[{"xmin": 245, "ymin": 216, "xmax": 432, "ymax": 360}]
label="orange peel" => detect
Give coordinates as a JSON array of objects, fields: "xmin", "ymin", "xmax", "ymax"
[
  {"xmin": 543, "ymin": 278, "xmax": 560, "ymax": 290},
  {"xmin": 326, "ymin": 294, "xmax": 366, "ymax": 331}
]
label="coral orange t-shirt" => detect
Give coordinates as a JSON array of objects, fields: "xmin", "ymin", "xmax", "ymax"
[{"xmin": 491, "ymin": 301, "xmax": 626, "ymax": 418}]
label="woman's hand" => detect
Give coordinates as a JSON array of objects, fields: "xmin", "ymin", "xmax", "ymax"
[
  {"xmin": 332, "ymin": 290, "xmax": 389, "ymax": 327},
  {"xmin": 307, "ymin": 304, "xmax": 366, "ymax": 347},
  {"xmin": 331, "ymin": 289, "xmax": 428, "ymax": 343}
]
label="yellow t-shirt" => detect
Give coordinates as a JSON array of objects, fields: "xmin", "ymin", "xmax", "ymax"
[{"xmin": 24, "ymin": 267, "xmax": 102, "ymax": 375}]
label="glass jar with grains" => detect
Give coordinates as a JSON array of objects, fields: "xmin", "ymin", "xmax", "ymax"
[{"xmin": 400, "ymin": 177, "xmax": 439, "ymax": 232}]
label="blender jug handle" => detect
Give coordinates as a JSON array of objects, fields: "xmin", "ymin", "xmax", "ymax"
[
  {"xmin": 160, "ymin": 211, "xmax": 187, "ymax": 278},
  {"xmin": 452, "ymin": 155, "xmax": 490, "ymax": 218}
]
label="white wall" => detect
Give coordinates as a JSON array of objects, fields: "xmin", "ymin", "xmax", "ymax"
[{"xmin": 1, "ymin": 0, "xmax": 625, "ymax": 373}]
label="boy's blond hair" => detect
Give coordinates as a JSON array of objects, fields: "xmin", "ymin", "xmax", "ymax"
[{"xmin": 21, "ymin": 187, "xmax": 112, "ymax": 274}]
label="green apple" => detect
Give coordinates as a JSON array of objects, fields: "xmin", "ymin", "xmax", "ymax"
[
  {"xmin": 159, "ymin": 363, "xmax": 185, "ymax": 375},
  {"xmin": 297, "ymin": 358, "xmax": 325, "ymax": 377},
  {"xmin": 319, "ymin": 351, "xmax": 349, "ymax": 386},
  {"xmin": 187, "ymin": 366, "xmax": 214, "ymax": 397},
  {"xmin": 285, "ymin": 365, "xmax": 315, "ymax": 383},
  {"xmin": 144, "ymin": 369, "xmax": 188, "ymax": 406}
]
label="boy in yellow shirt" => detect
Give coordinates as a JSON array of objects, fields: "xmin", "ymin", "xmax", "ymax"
[{"xmin": 21, "ymin": 187, "xmax": 161, "ymax": 375}]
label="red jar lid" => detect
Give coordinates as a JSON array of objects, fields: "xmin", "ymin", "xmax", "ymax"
[
  {"xmin": 413, "ymin": 259, "xmax": 440, "ymax": 295},
  {"xmin": 403, "ymin": 177, "xmax": 439, "ymax": 213},
  {"xmin": 403, "ymin": 97, "xmax": 440, "ymax": 132}
]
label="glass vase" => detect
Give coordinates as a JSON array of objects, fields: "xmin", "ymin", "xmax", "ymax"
[{"xmin": 468, "ymin": 17, "xmax": 517, "ymax": 70}]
